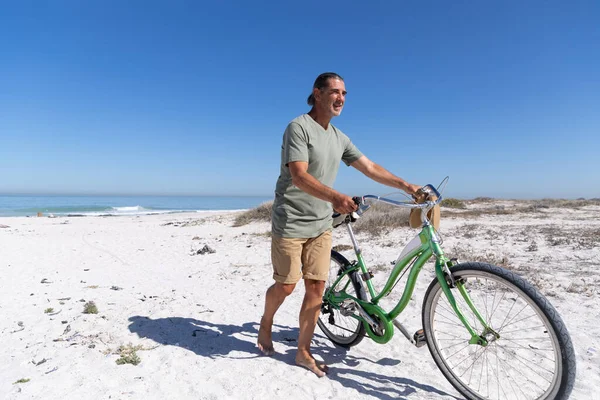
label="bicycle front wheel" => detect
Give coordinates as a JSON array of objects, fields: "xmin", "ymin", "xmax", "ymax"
[
  {"xmin": 317, "ymin": 250, "xmax": 367, "ymax": 348},
  {"xmin": 422, "ymin": 262, "xmax": 575, "ymax": 400}
]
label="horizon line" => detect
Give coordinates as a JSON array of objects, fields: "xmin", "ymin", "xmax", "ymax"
[
  {"xmin": 0, "ymin": 192, "xmax": 274, "ymax": 197},
  {"xmin": 0, "ymin": 192, "xmax": 597, "ymax": 201}
]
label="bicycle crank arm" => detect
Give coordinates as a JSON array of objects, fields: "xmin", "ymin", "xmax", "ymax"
[
  {"xmin": 357, "ymin": 304, "xmax": 381, "ymax": 332},
  {"xmin": 393, "ymin": 320, "xmax": 427, "ymax": 348}
]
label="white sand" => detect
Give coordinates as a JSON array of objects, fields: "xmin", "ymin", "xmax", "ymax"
[{"xmin": 1, "ymin": 204, "xmax": 598, "ymax": 399}]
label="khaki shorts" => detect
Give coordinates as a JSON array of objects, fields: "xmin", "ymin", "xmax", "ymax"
[{"xmin": 271, "ymin": 230, "xmax": 332, "ymax": 284}]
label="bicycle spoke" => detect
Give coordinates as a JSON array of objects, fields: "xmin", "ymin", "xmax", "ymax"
[
  {"xmin": 499, "ymin": 344, "xmax": 556, "ymax": 360},
  {"xmin": 500, "ymin": 312, "xmax": 544, "ymax": 331},
  {"xmin": 500, "ymin": 323, "xmax": 548, "ymax": 335},
  {"xmin": 455, "ymin": 346, "xmax": 486, "ymax": 377},
  {"xmin": 434, "ymin": 311, "xmax": 468, "ymax": 328},
  {"xmin": 495, "ymin": 348, "xmax": 530, "ymax": 399},
  {"xmin": 483, "ymin": 278, "xmax": 491, "ymax": 323},
  {"xmin": 439, "ymin": 340, "xmax": 471, "ymax": 353},
  {"xmin": 435, "ymin": 330, "xmax": 468, "ymax": 341},
  {"xmin": 437, "ymin": 297, "xmax": 481, "ymax": 333},
  {"xmin": 318, "ymin": 253, "xmax": 367, "ymax": 348},
  {"xmin": 494, "ymin": 340, "xmax": 551, "ymax": 348},
  {"xmin": 500, "ymin": 345, "xmax": 552, "ymax": 397},
  {"xmin": 494, "ymin": 345, "xmax": 505, "ymax": 400},
  {"xmin": 437, "ymin": 303, "xmax": 465, "ymax": 322},
  {"xmin": 489, "ymin": 290, "xmax": 508, "ymax": 324},
  {"xmin": 500, "ymin": 345, "xmax": 555, "ymax": 382},
  {"xmin": 424, "ymin": 266, "xmax": 570, "ymax": 400},
  {"xmin": 498, "ymin": 302, "xmax": 530, "ymax": 331},
  {"xmin": 441, "ymin": 342, "xmax": 473, "ymax": 362},
  {"xmin": 328, "ymin": 321, "xmax": 361, "ymax": 335}
]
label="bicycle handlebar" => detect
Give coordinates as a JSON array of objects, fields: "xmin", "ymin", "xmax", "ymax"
[
  {"xmin": 359, "ymin": 184, "xmax": 442, "ymax": 214},
  {"xmin": 332, "ymin": 184, "xmax": 443, "ymax": 228}
]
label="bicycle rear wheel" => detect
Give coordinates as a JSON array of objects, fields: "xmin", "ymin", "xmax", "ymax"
[
  {"xmin": 317, "ymin": 250, "xmax": 367, "ymax": 348},
  {"xmin": 422, "ymin": 262, "xmax": 575, "ymax": 400}
]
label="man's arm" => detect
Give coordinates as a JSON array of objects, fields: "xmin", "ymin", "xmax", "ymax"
[
  {"xmin": 350, "ymin": 156, "xmax": 420, "ymax": 196},
  {"xmin": 288, "ymin": 161, "xmax": 357, "ymax": 214}
]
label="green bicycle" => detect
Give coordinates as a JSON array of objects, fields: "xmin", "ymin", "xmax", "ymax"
[{"xmin": 318, "ymin": 183, "xmax": 576, "ymax": 400}]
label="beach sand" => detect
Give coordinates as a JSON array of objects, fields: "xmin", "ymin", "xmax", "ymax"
[{"xmin": 1, "ymin": 202, "xmax": 599, "ymax": 399}]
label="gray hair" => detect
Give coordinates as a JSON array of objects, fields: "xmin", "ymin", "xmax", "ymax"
[{"xmin": 307, "ymin": 72, "xmax": 344, "ymax": 106}]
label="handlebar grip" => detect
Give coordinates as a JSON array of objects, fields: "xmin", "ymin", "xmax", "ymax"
[
  {"xmin": 416, "ymin": 185, "xmax": 442, "ymax": 201},
  {"xmin": 425, "ymin": 184, "xmax": 442, "ymax": 199},
  {"xmin": 333, "ymin": 197, "xmax": 361, "ymax": 216}
]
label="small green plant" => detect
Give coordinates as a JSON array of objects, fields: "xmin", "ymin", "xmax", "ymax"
[
  {"xmin": 527, "ymin": 241, "xmax": 539, "ymax": 252},
  {"xmin": 13, "ymin": 378, "xmax": 30, "ymax": 384},
  {"xmin": 83, "ymin": 301, "xmax": 98, "ymax": 314},
  {"xmin": 115, "ymin": 343, "xmax": 143, "ymax": 366},
  {"xmin": 116, "ymin": 353, "xmax": 141, "ymax": 365},
  {"xmin": 251, "ymin": 231, "xmax": 272, "ymax": 238},
  {"xmin": 440, "ymin": 198, "xmax": 467, "ymax": 209},
  {"xmin": 44, "ymin": 308, "xmax": 54, "ymax": 314}
]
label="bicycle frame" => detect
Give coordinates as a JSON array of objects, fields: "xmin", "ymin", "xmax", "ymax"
[{"xmin": 325, "ymin": 197, "xmax": 494, "ymax": 346}]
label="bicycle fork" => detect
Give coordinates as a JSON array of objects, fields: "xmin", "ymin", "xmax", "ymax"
[{"xmin": 434, "ymin": 259, "xmax": 498, "ymax": 346}]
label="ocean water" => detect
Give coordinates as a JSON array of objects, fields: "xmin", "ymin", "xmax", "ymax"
[{"xmin": 0, "ymin": 195, "xmax": 273, "ymax": 217}]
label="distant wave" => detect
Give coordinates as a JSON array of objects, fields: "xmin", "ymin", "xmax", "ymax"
[
  {"xmin": 12, "ymin": 205, "xmax": 185, "ymax": 217},
  {"xmin": 0, "ymin": 195, "xmax": 273, "ymax": 217},
  {"xmin": 72, "ymin": 205, "xmax": 183, "ymax": 217},
  {"xmin": 15, "ymin": 206, "xmax": 109, "ymax": 214},
  {"xmin": 112, "ymin": 205, "xmax": 147, "ymax": 212}
]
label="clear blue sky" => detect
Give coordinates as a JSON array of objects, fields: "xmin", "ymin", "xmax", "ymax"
[{"xmin": 1, "ymin": 1, "xmax": 598, "ymax": 199}]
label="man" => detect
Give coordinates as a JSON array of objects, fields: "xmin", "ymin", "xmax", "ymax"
[{"xmin": 257, "ymin": 72, "xmax": 420, "ymax": 377}]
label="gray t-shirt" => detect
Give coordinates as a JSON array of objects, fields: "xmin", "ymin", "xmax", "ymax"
[{"xmin": 272, "ymin": 114, "xmax": 363, "ymax": 238}]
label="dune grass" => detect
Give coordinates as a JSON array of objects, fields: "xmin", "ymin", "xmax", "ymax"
[
  {"xmin": 234, "ymin": 201, "xmax": 411, "ymax": 236},
  {"xmin": 440, "ymin": 198, "xmax": 467, "ymax": 209},
  {"xmin": 233, "ymin": 201, "xmax": 273, "ymax": 227},
  {"xmin": 352, "ymin": 203, "xmax": 411, "ymax": 236}
]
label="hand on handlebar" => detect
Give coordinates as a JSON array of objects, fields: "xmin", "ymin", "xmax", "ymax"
[
  {"xmin": 413, "ymin": 184, "xmax": 442, "ymax": 204},
  {"xmin": 332, "ymin": 194, "xmax": 358, "ymax": 214},
  {"xmin": 406, "ymin": 183, "xmax": 421, "ymax": 198}
]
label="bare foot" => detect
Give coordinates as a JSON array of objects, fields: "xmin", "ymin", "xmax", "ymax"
[
  {"xmin": 312, "ymin": 357, "xmax": 329, "ymax": 374},
  {"xmin": 296, "ymin": 351, "xmax": 328, "ymax": 377},
  {"xmin": 257, "ymin": 317, "xmax": 274, "ymax": 356}
]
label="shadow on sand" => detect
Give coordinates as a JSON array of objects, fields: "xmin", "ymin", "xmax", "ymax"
[{"xmin": 128, "ymin": 316, "xmax": 460, "ymax": 399}]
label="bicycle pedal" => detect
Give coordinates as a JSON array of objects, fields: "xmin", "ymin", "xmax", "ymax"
[
  {"xmin": 413, "ymin": 329, "xmax": 427, "ymax": 348},
  {"xmin": 339, "ymin": 300, "xmax": 356, "ymax": 316}
]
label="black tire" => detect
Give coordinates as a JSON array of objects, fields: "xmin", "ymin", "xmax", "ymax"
[
  {"xmin": 317, "ymin": 250, "xmax": 367, "ymax": 348},
  {"xmin": 422, "ymin": 262, "xmax": 576, "ymax": 400}
]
